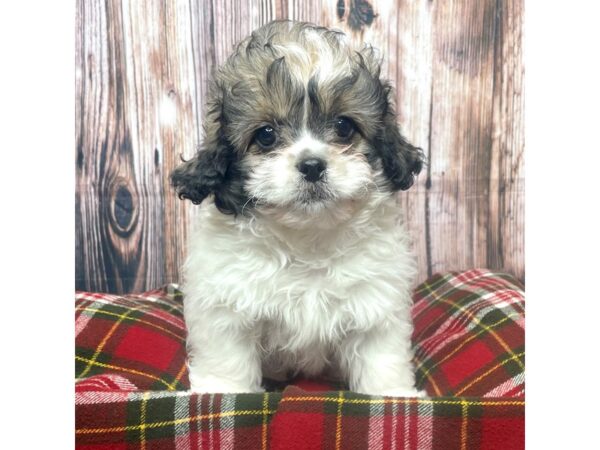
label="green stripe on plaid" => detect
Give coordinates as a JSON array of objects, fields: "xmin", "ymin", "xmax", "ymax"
[{"xmin": 76, "ymin": 391, "xmax": 283, "ymax": 449}]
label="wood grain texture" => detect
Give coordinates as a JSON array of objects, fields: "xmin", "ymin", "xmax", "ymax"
[
  {"xmin": 489, "ymin": 0, "xmax": 524, "ymax": 281},
  {"xmin": 76, "ymin": 0, "xmax": 524, "ymax": 293},
  {"xmin": 76, "ymin": 0, "xmax": 201, "ymax": 292},
  {"xmin": 427, "ymin": 0, "xmax": 497, "ymax": 276}
]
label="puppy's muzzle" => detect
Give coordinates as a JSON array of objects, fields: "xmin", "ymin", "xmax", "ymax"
[{"xmin": 297, "ymin": 157, "xmax": 326, "ymax": 182}]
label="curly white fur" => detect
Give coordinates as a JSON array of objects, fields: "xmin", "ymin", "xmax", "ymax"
[{"xmin": 183, "ymin": 189, "xmax": 423, "ymax": 396}]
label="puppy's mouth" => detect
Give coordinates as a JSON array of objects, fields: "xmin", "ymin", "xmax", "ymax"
[{"xmin": 295, "ymin": 180, "xmax": 333, "ymax": 205}]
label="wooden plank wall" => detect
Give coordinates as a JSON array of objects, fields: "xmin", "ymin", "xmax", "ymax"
[{"xmin": 76, "ymin": 0, "xmax": 524, "ymax": 293}]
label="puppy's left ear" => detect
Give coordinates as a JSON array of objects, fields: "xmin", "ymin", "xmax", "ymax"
[{"xmin": 377, "ymin": 114, "xmax": 425, "ymax": 191}]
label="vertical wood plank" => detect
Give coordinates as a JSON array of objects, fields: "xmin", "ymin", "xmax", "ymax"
[
  {"xmin": 489, "ymin": 0, "xmax": 524, "ymax": 281},
  {"xmin": 427, "ymin": 0, "xmax": 498, "ymax": 276},
  {"xmin": 118, "ymin": 0, "xmax": 166, "ymax": 292},
  {"xmin": 76, "ymin": 0, "xmax": 201, "ymax": 292},
  {"xmin": 75, "ymin": 0, "xmax": 86, "ymax": 290},
  {"xmin": 156, "ymin": 0, "xmax": 203, "ymax": 285},
  {"xmin": 77, "ymin": 0, "xmax": 113, "ymax": 291},
  {"xmin": 387, "ymin": 1, "xmax": 434, "ymax": 283}
]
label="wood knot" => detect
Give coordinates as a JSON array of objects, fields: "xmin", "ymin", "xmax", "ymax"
[
  {"xmin": 337, "ymin": 0, "xmax": 377, "ymax": 32},
  {"xmin": 337, "ymin": 0, "xmax": 346, "ymax": 20},
  {"xmin": 109, "ymin": 181, "xmax": 138, "ymax": 236}
]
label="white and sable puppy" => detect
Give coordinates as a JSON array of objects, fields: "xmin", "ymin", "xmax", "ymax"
[{"xmin": 171, "ymin": 21, "xmax": 425, "ymax": 396}]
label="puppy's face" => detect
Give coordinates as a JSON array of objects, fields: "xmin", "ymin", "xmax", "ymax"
[{"xmin": 171, "ymin": 21, "xmax": 423, "ymax": 228}]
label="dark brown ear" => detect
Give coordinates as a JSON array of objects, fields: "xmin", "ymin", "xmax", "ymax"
[
  {"xmin": 170, "ymin": 141, "xmax": 248, "ymax": 215},
  {"xmin": 377, "ymin": 113, "xmax": 425, "ymax": 191},
  {"xmin": 170, "ymin": 82, "xmax": 250, "ymax": 215},
  {"xmin": 170, "ymin": 140, "xmax": 231, "ymax": 206}
]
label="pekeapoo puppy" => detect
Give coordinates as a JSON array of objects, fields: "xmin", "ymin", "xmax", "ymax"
[{"xmin": 171, "ymin": 20, "xmax": 425, "ymax": 396}]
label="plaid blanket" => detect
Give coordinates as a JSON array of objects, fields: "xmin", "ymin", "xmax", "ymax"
[{"xmin": 76, "ymin": 269, "xmax": 524, "ymax": 449}]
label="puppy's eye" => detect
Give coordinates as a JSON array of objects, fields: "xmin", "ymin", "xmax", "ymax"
[
  {"xmin": 334, "ymin": 117, "xmax": 355, "ymax": 139},
  {"xmin": 254, "ymin": 126, "xmax": 277, "ymax": 148}
]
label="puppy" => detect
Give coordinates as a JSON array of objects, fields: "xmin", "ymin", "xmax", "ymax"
[{"xmin": 171, "ymin": 21, "xmax": 425, "ymax": 396}]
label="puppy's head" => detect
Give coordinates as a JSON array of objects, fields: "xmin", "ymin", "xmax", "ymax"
[{"xmin": 171, "ymin": 21, "xmax": 423, "ymax": 227}]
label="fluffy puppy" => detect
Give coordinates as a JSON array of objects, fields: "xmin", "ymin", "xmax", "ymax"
[{"xmin": 171, "ymin": 21, "xmax": 425, "ymax": 396}]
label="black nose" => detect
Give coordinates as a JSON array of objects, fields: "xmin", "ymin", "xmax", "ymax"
[{"xmin": 297, "ymin": 158, "xmax": 326, "ymax": 182}]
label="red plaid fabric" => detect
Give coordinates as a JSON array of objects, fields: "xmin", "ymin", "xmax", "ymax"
[
  {"xmin": 75, "ymin": 269, "xmax": 524, "ymax": 449},
  {"xmin": 412, "ymin": 270, "xmax": 525, "ymax": 398},
  {"xmin": 269, "ymin": 386, "xmax": 524, "ymax": 450},
  {"xmin": 76, "ymin": 286, "xmax": 189, "ymax": 393}
]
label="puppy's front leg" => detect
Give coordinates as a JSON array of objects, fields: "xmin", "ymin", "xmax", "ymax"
[
  {"xmin": 185, "ymin": 306, "xmax": 263, "ymax": 393},
  {"xmin": 343, "ymin": 320, "xmax": 425, "ymax": 397}
]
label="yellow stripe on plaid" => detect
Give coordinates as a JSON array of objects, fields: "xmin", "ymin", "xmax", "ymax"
[
  {"xmin": 460, "ymin": 399, "xmax": 469, "ymax": 450},
  {"xmin": 76, "ymin": 409, "xmax": 277, "ymax": 434},
  {"xmin": 422, "ymin": 282, "xmax": 525, "ymax": 372},
  {"xmin": 75, "ymin": 356, "xmax": 177, "ymax": 390},
  {"xmin": 262, "ymin": 393, "xmax": 269, "ymax": 450},
  {"xmin": 140, "ymin": 392, "xmax": 150, "ymax": 450},
  {"xmin": 75, "ymin": 307, "xmax": 184, "ymax": 342},
  {"xmin": 77, "ymin": 306, "xmax": 141, "ymax": 379},
  {"xmin": 279, "ymin": 396, "xmax": 524, "ymax": 407},
  {"xmin": 335, "ymin": 391, "xmax": 344, "ymax": 450},
  {"xmin": 172, "ymin": 362, "xmax": 188, "ymax": 386},
  {"xmin": 414, "ymin": 313, "xmax": 523, "ymax": 395},
  {"xmin": 455, "ymin": 351, "xmax": 525, "ymax": 396}
]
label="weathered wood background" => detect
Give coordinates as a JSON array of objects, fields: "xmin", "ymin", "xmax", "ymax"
[{"xmin": 76, "ymin": 0, "xmax": 524, "ymax": 293}]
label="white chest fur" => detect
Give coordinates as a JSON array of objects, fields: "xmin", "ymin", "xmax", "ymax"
[{"xmin": 182, "ymin": 194, "xmax": 417, "ymax": 389}]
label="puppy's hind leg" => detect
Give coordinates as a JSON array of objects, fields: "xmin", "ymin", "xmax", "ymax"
[{"xmin": 185, "ymin": 306, "xmax": 263, "ymax": 394}]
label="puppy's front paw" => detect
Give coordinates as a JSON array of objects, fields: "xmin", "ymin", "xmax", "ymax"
[{"xmin": 379, "ymin": 387, "xmax": 427, "ymax": 398}]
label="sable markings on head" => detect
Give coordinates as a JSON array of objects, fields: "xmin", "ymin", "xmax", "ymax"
[{"xmin": 170, "ymin": 21, "xmax": 424, "ymax": 215}]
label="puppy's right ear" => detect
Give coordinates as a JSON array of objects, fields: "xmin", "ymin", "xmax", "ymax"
[
  {"xmin": 170, "ymin": 80, "xmax": 243, "ymax": 210},
  {"xmin": 170, "ymin": 141, "xmax": 232, "ymax": 206},
  {"xmin": 171, "ymin": 82, "xmax": 249, "ymax": 215}
]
